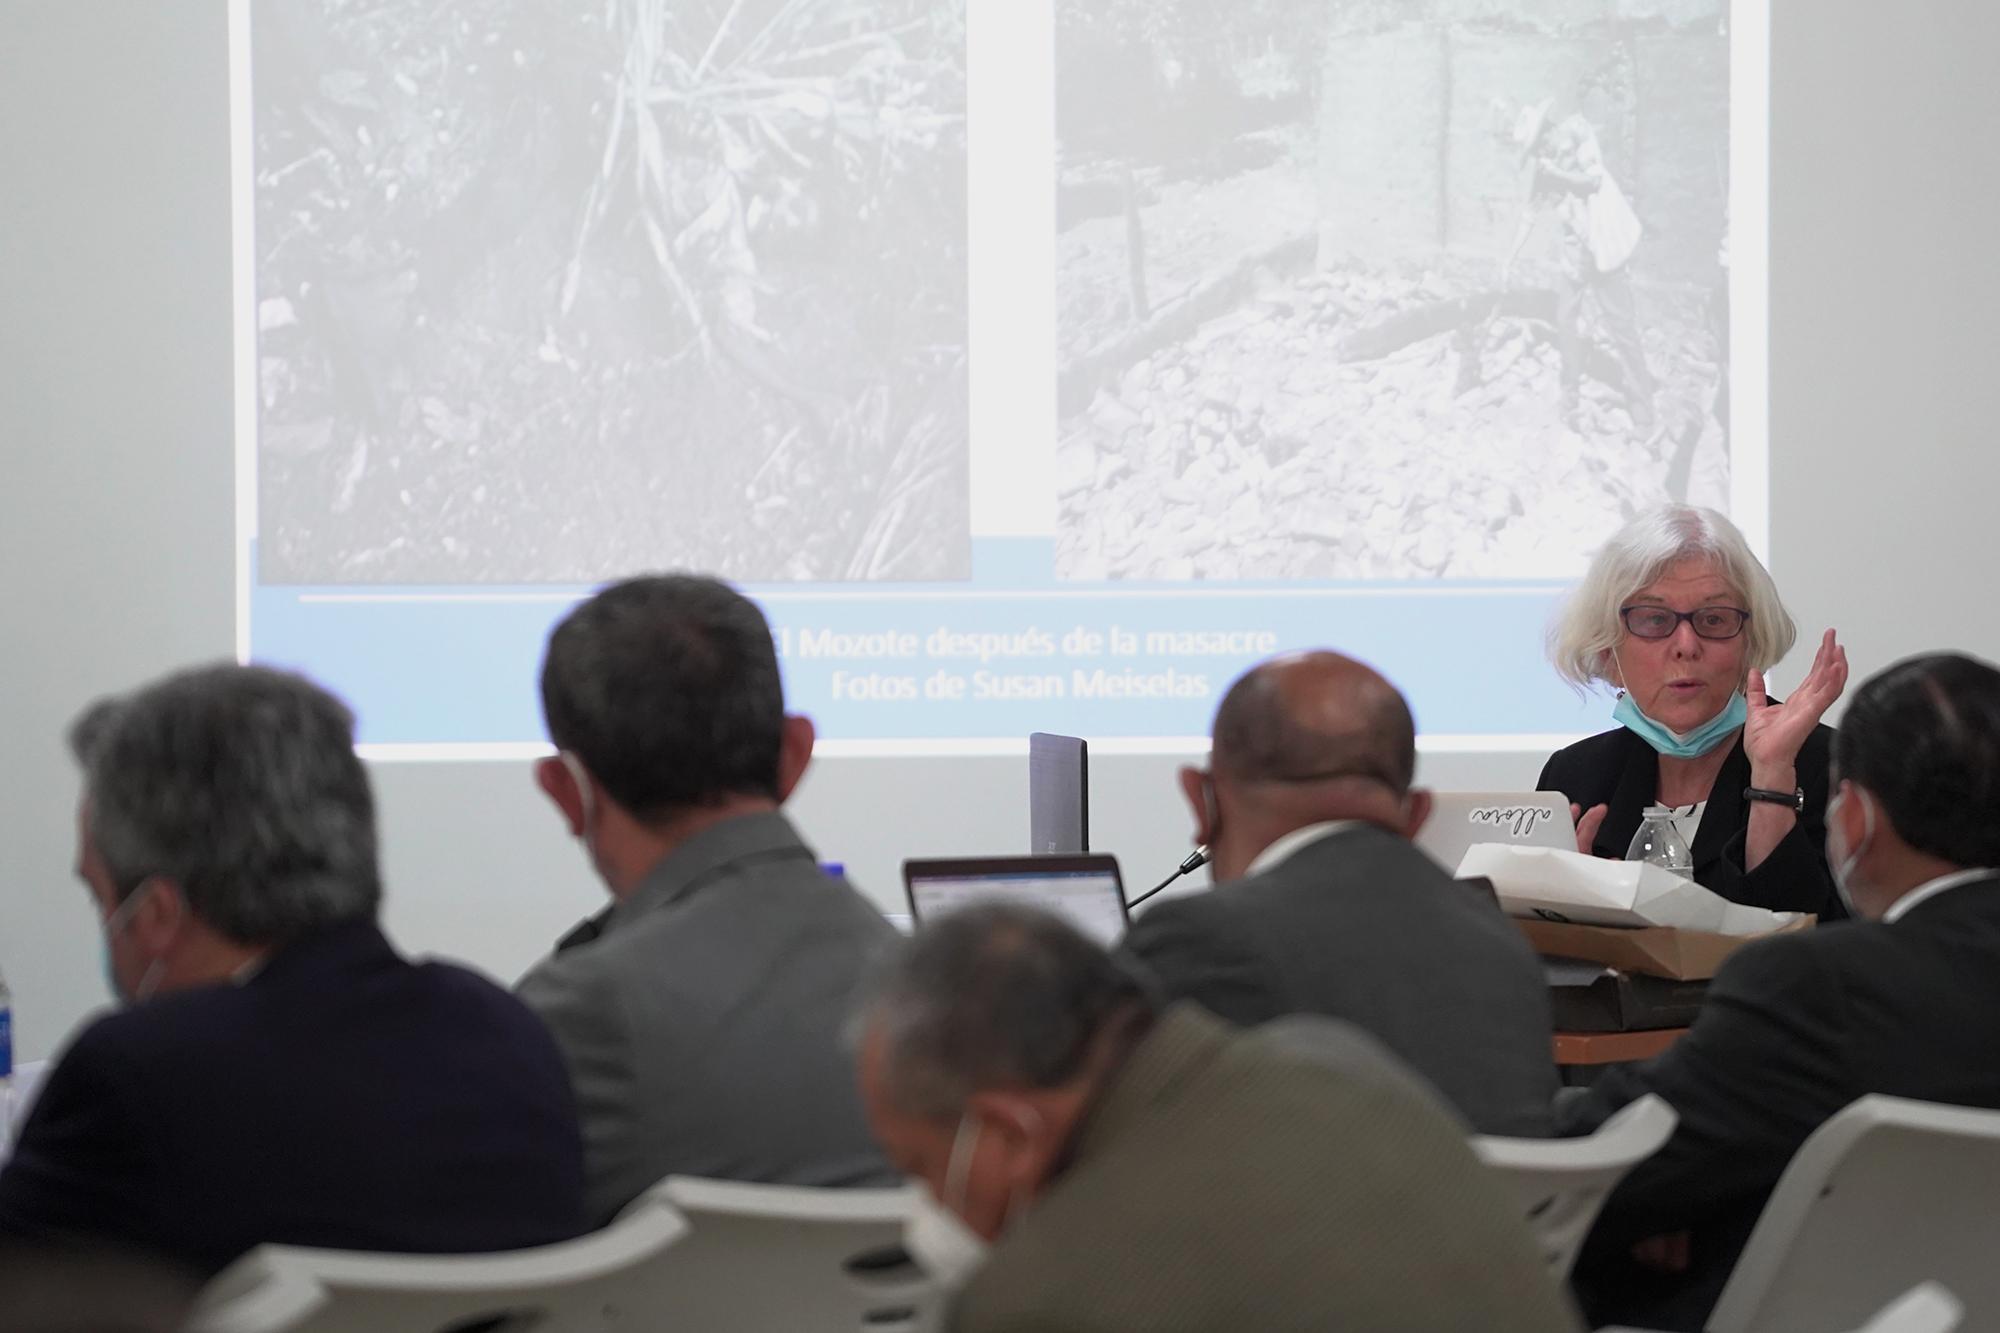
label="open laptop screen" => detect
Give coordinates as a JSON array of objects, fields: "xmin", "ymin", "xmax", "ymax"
[{"xmin": 902, "ymin": 855, "xmax": 1128, "ymax": 947}]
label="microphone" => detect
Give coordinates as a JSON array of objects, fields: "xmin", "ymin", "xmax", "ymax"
[{"xmin": 1126, "ymin": 846, "xmax": 1209, "ymax": 910}]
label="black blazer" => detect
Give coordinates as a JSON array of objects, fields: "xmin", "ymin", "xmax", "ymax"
[
  {"xmin": 1121, "ymin": 823, "xmax": 1560, "ymax": 1137},
  {"xmin": 1538, "ymin": 720, "xmax": 1844, "ymax": 920},
  {"xmin": 0, "ymin": 920, "xmax": 586, "ymax": 1278},
  {"xmin": 1557, "ymin": 878, "xmax": 2000, "ymax": 1331}
]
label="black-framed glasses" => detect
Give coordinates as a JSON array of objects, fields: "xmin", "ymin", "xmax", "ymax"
[{"xmin": 1619, "ymin": 605, "xmax": 1751, "ymax": 641}]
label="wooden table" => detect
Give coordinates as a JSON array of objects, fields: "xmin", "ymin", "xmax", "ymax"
[{"xmin": 1553, "ymin": 1028, "xmax": 1688, "ymax": 1066}]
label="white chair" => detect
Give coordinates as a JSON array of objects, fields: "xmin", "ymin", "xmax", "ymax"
[
  {"xmin": 189, "ymin": 1192, "xmax": 688, "ymax": 1333},
  {"xmin": 643, "ymin": 1175, "xmax": 942, "ymax": 1332},
  {"xmin": 1705, "ymin": 1096, "xmax": 2000, "ymax": 1333},
  {"xmin": 1598, "ymin": 1280, "xmax": 1964, "ymax": 1333},
  {"xmin": 1471, "ymin": 1093, "xmax": 1677, "ymax": 1281},
  {"xmin": 1847, "ymin": 1282, "xmax": 1963, "ymax": 1333}
]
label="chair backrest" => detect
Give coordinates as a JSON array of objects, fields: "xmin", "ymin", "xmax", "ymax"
[
  {"xmin": 1708, "ymin": 1095, "xmax": 2000, "ymax": 1333},
  {"xmin": 1471, "ymin": 1093, "xmax": 1677, "ymax": 1281},
  {"xmin": 189, "ymin": 1194, "xmax": 689, "ymax": 1333},
  {"xmin": 1850, "ymin": 1283, "xmax": 1963, "ymax": 1333},
  {"xmin": 646, "ymin": 1176, "xmax": 943, "ymax": 1333}
]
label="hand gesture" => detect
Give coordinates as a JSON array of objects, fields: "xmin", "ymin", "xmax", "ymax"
[
  {"xmin": 1571, "ymin": 802, "xmax": 1608, "ymax": 857},
  {"xmin": 1744, "ymin": 629, "xmax": 1849, "ymax": 779}
]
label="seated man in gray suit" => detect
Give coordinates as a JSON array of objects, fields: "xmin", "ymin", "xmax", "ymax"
[
  {"xmin": 1122, "ymin": 651, "xmax": 1558, "ymax": 1135},
  {"xmin": 519, "ymin": 574, "xmax": 898, "ymax": 1222},
  {"xmin": 853, "ymin": 904, "xmax": 1579, "ymax": 1333}
]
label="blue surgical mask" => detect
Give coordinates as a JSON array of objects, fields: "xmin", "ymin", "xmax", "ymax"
[{"xmin": 1613, "ymin": 690, "xmax": 1748, "ymax": 759}]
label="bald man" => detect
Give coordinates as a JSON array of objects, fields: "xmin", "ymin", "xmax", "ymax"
[{"xmin": 1122, "ymin": 653, "xmax": 1559, "ymax": 1136}]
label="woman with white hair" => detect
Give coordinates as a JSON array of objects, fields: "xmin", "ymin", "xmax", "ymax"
[{"xmin": 1540, "ymin": 505, "xmax": 1848, "ymax": 918}]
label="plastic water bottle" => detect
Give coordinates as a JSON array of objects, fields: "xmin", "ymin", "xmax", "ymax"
[{"xmin": 1626, "ymin": 805, "xmax": 1694, "ymax": 878}]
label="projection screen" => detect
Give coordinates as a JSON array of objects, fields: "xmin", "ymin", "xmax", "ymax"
[{"xmin": 233, "ymin": 0, "xmax": 1767, "ymax": 756}]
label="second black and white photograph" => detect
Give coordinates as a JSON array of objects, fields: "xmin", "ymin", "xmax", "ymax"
[{"xmin": 1053, "ymin": 0, "xmax": 1737, "ymax": 582}]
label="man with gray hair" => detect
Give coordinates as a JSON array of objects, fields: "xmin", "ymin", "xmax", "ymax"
[
  {"xmin": 1122, "ymin": 651, "xmax": 1559, "ymax": 1135},
  {"xmin": 853, "ymin": 903, "xmax": 1579, "ymax": 1332},
  {"xmin": 0, "ymin": 664, "xmax": 585, "ymax": 1277}
]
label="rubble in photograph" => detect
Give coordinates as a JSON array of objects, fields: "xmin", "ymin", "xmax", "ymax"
[{"xmin": 1055, "ymin": 259, "xmax": 1728, "ymax": 582}]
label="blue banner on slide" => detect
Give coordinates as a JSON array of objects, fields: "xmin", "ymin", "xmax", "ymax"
[{"xmin": 249, "ymin": 538, "xmax": 1604, "ymax": 746}]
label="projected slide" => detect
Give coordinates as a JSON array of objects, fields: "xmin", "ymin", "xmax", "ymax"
[{"xmin": 236, "ymin": 0, "xmax": 1763, "ymax": 754}]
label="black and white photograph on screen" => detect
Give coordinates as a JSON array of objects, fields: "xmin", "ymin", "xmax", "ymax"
[
  {"xmin": 1054, "ymin": 0, "xmax": 1736, "ymax": 581},
  {"xmin": 251, "ymin": 0, "xmax": 969, "ymax": 585}
]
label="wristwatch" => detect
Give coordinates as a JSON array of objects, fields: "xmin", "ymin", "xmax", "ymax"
[{"xmin": 1743, "ymin": 785, "xmax": 1805, "ymax": 813}]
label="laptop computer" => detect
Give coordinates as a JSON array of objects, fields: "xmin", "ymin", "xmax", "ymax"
[
  {"xmin": 1416, "ymin": 791, "xmax": 1576, "ymax": 874},
  {"xmin": 902, "ymin": 854, "xmax": 1129, "ymax": 947}
]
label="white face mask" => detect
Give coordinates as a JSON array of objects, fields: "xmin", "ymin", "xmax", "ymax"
[
  {"xmin": 1827, "ymin": 787, "xmax": 1876, "ymax": 915},
  {"xmin": 902, "ymin": 1112, "xmax": 991, "ymax": 1290}
]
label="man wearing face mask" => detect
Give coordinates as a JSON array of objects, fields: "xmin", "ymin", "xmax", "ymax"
[
  {"xmin": 854, "ymin": 903, "xmax": 1580, "ymax": 1332},
  {"xmin": 1120, "ymin": 651, "xmax": 1559, "ymax": 1136},
  {"xmin": 1558, "ymin": 652, "xmax": 2000, "ymax": 1332},
  {"xmin": 517, "ymin": 574, "xmax": 897, "ymax": 1224},
  {"xmin": 0, "ymin": 665, "xmax": 585, "ymax": 1276}
]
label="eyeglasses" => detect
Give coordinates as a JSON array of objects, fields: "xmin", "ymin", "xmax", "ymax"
[{"xmin": 1619, "ymin": 605, "xmax": 1751, "ymax": 641}]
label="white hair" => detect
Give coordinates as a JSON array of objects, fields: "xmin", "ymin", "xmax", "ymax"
[{"xmin": 1549, "ymin": 505, "xmax": 1797, "ymax": 693}]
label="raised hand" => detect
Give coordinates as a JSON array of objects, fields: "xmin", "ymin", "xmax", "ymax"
[{"xmin": 1744, "ymin": 628, "xmax": 1849, "ymax": 779}]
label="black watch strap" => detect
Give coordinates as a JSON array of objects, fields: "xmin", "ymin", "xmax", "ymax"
[{"xmin": 1743, "ymin": 785, "xmax": 1805, "ymax": 813}]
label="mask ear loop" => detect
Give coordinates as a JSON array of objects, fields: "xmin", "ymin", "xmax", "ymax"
[
  {"xmin": 107, "ymin": 880, "xmax": 175, "ymax": 1004},
  {"xmin": 943, "ymin": 1110, "xmax": 982, "ymax": 1213},
  {"xmin": 995, "ymin": 1104, "xmax": 1046, "ymax": 1230},
  {"xmin": 558, "ymin": 751, "xmax": 598, "ymax": 848}
]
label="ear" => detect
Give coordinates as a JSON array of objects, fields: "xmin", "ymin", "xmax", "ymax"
[
  {"xmin": 965, "ymin": 1091, "xmax": 1056, "ymax": 1192},
  {"xmin": 1599, "ymin": 648, "xmax": 1625, "ymax": 689},
  {"xmin": 1829, "ymin": 779, "xmax": 1863, "ymax": 842},
  {"xmin": 130, "ymin": 878, "xmax": 188, "ymax": 955},
  {"xmin": 1179, "ymin": 765, "xmax": 1216, "ymax": 847},
  {"xmin": 536, "ymin": 755, "xmax": 586, "ymax": 837},
  {"xmin": 774, "ymin": 714, "xmax": 816, "ymax": 803},
  {"xmin": 1402, "ymin": 788, "xmax": 1434, "ymax": 840}
]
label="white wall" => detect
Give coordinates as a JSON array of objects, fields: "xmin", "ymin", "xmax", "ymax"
[{"xmin": 5, "ymin": 1, "xmax": 1998, "ymax": 1061}]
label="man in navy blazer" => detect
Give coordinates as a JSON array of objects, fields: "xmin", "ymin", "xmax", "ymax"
[
  {"xmin": 1563, "ymin": 653, "xmax": 2000, "ymax": 1331},
  {"xmin": 0, "ymin": 665, "xmax": 586, "ymax": 1278}
]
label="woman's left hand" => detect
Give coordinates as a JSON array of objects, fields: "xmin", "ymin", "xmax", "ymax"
[{"xmin": 1744, "ymin": 628, "xmax": 1849, "ymax": 779}]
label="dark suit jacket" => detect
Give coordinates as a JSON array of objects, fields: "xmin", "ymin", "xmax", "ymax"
[
  {"xmin": 952, "ymin": 1005, "xmax": 1579, "ymax": 1333},
  {"xmin": 0, "ymin": 920, "xmax": 586, "ymax": 1278},
  {"xmin": 1559, "ymin": 878, "xmax": 2000, "ymax": 1331},
  {"xmin": 518, "ymin": 812, "xmax": 898, "ymax": 1224},
  {"xmin": 1122, "ymin": 823, "xmax": 1559, "ymax": 1136},
  {"xmin": 1538, "ymin": 721, "xmax": 1844, "ymax": 920}
]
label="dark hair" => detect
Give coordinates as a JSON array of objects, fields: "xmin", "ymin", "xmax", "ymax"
[
  {"xmin": 540, "ymin": 574, "xmax": 786, "ymax": 819},
  {"xmin": 858, "ymin": 903, "xmax": 1159, "ymax": 1120},
  {"xmin": 1834, "ymin": 653, "xmax": 2000, "ymax": 866},
  {"xmin": 67, "ymin": 664, "xmax": 382, "ymax": 944}
]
